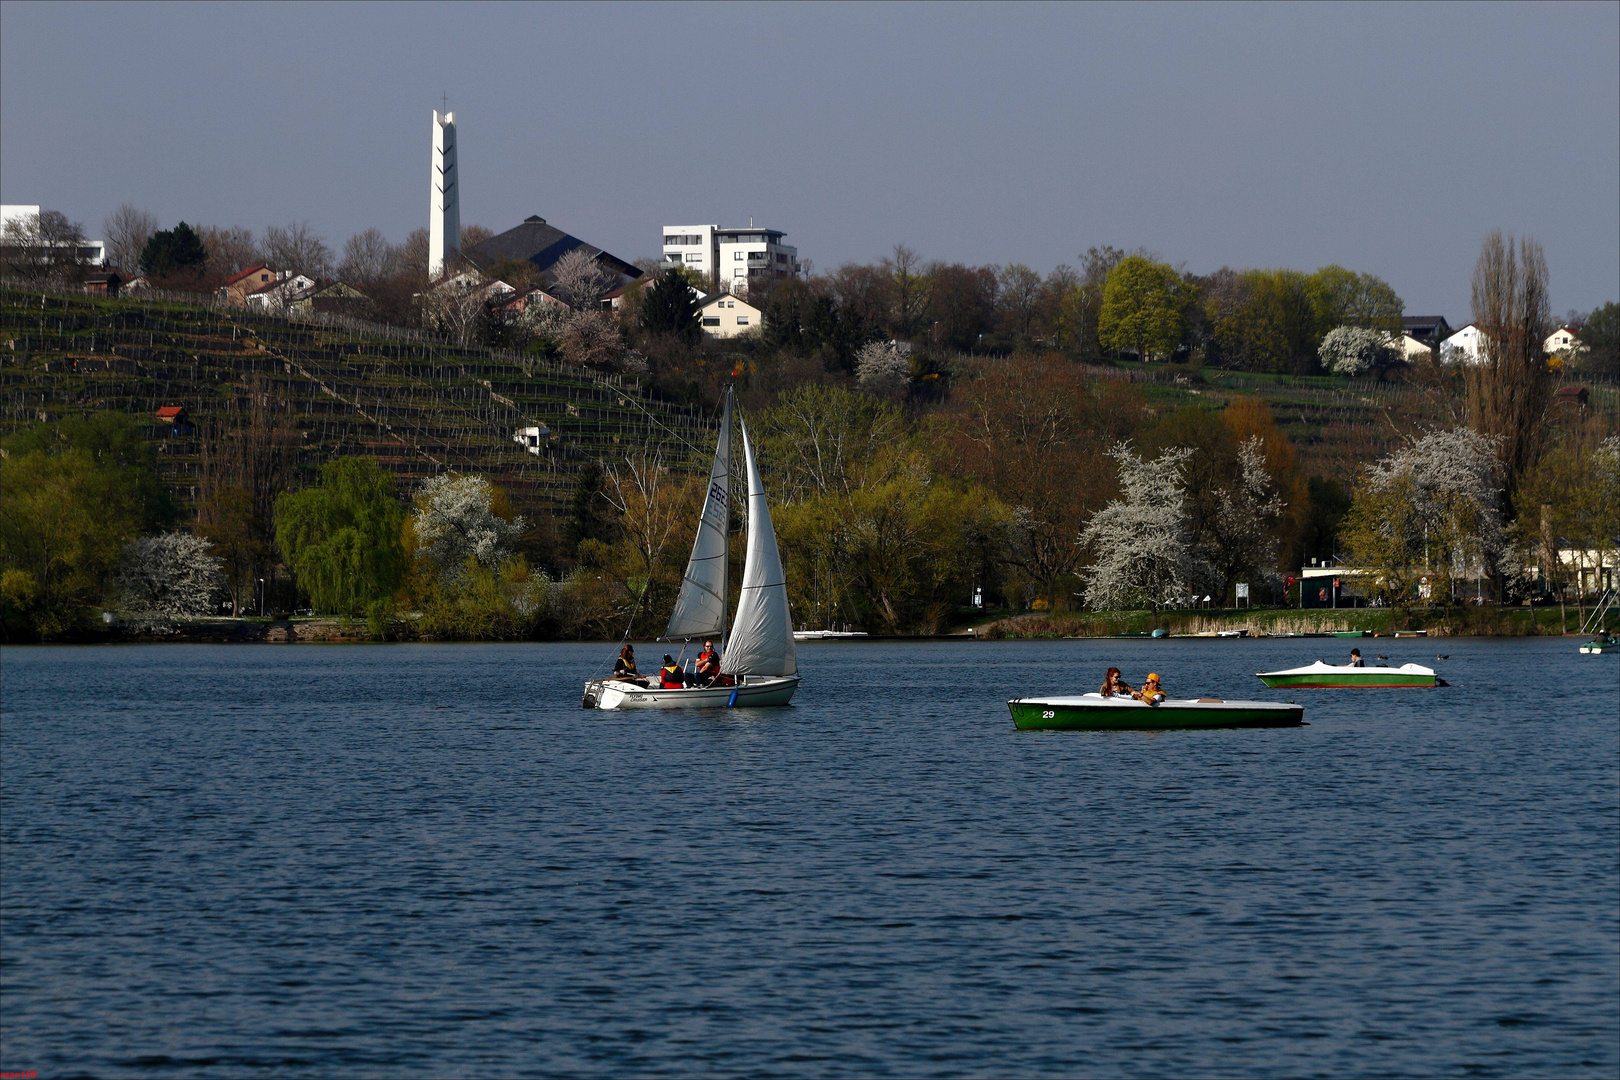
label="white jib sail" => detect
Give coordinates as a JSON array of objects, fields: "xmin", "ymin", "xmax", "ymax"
[
  {"xmin": 666, "ymin": 390, "xmax": 732, "ymax": 641},
  {"xmin": 726, "ymin": 411, "xmax": 797, "ymax": 677}
]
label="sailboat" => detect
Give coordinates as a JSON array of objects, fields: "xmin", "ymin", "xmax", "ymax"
[{"xmin": 581, "ymin": 387, "xmax": 799, "ymax": 710}]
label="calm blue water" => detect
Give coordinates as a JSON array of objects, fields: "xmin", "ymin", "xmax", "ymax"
[{"xmin": 2, "ymin": 638, "xmax": 1616, "ymax": 1078}]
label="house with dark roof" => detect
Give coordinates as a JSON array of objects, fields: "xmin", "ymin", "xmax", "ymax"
[
  {"xmin": 1402, "ymin": 315, "xmax": 1454, "ymax": 346},
  {"xmin": 463, "ymin": 215, "xmax": 641, "ymax": 289},
  {"xmin": 83, "ymin": 271, "xmax": 124, "ymax": 296},
  {"xmin": 291, "ymin": 281, "xmax": 373, "ymax": 316}
]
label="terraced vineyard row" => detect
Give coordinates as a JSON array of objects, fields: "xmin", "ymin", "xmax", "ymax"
[{"xmin": 0, "ymin": 285, "xmax": 716, "ymax": 515}]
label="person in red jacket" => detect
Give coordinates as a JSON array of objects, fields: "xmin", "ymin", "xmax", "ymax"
[
  {"xmin": 695, "ymin": 641, "xmax": 722, "ymax": 685},
  {"xmin": 659, "ymin": 654, "xmax": 686, "ymax": 689}
]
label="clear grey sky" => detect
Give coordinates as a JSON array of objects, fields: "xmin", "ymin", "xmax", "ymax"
[{"xmin": 3, "ymin": 1, "xmax": 1616, "ymax": 320}]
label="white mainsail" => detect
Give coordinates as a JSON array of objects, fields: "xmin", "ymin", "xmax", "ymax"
[
  {"xmin": 665, "ymin": 389, "xmax": 733, "ymax": 641},
  {"xmin": 726, "ymin": 413, "xmax": 797, "ymax": 676}
]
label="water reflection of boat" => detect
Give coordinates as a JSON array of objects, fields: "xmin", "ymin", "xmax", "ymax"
[
  {"xmin": 1009, "ymin": 694, "xmax": 1303, "ymax": 731},
  {"xmin": 582, "ymin": 387, "xmax": 799, "ymax": 711},
  {"xmin": 1255, "ymin": 661, "xmax": 1444, "ymax": 688}
]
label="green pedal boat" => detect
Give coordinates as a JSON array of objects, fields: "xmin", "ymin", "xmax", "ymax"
[
  {"xmin": 1008, "ymin": 694, "xmax": 1304, "ymax": 731},
  {"xmin": 1255, "ymin": 660, "xmax": 1443, "ymax": 688}
]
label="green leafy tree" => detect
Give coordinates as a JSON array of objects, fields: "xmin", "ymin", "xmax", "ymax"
[
  {"xmin": 140, "ymin": 222, "xmax": 208, "ymax": 278},
  {"xmin": 2, "ymin": 412, "xmax": 178, "ymax": 638},
  {"xmin": 0, "ymin": 451, "xmax": 147, "ymax": 638},
  {"xmin": 1308, "ymin": 265, "xmax": 1403, "ymax": 332},
  {"xmin": 1577, "ymin": 301, "xmax": 1619, "ymax": 376},
  {"xmin": 1099, "ymin": 256, "xmax": 1187, "ymax": 360},
  {"xmin": 638, "ymin": 266, "xmax": 701, "ymax": 344},
  {"xmin": 275, "ymin": 457, "xmax": 406, "ymax": 615}
]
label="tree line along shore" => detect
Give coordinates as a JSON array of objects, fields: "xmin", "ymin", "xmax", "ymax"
[{"xmin": 2, "ymin": 232, "xmax": 1616, "ymax": 644}]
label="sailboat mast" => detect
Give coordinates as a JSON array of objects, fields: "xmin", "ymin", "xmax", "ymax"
[{"xmin": 720, "ymin": 386, "xmax": 732, "ymax": 650}]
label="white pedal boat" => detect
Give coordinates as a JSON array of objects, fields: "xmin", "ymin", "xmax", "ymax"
[{"xmin": 583, "ymin": 675, "xmax": 800, "ymax": 710}]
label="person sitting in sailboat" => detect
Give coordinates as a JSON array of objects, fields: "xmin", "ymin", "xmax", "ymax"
[
  {"xmin": 1348, "ymin": 648, "xmax": 1365, "ymax": 667},
  {"xmin": 1136, "ymin": 673, "xmax": 1166, "ymax": 705},
  {"xmin": 1100, "ymin": 667, "xmax": 1134, "ymax": 697},
  {"xmin": 659, "ymin": 654, "xmax": 686, "ymax": 689},
  {"xmin": 695, "ymin": 641, "xmax": 722, "ymax": 685},
  {"xmin": 612, "ymin": 645, "xmax": 648, "ymax": 686}
]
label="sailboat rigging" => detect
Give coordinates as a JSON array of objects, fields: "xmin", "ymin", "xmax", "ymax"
[{"xmin": 582, "ymin": 387, "xmax": 799, "ymax": 710}]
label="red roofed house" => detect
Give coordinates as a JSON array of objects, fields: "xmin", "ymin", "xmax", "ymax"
[
  {"xmin": 218, "ymin": 265, "xmax": 278, "ymax": 306},
  {"xmin": 155, "ymin": 405, "xmax": 190, "ymax": 433}
]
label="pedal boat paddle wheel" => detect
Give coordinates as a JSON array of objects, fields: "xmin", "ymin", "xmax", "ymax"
[{"xmin": 582, "ymin": 388, "xmax": 799, "ymax": 710}]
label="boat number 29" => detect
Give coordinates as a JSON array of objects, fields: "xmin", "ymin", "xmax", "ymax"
[{"xmin": 1042, "ymin": 710, "xmax": 1055, "ymax": 719}]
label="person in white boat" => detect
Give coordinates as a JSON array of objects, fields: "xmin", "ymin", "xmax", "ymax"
[
  {"xmin": 695, "ymin": 641, "xmax": 722, "ymax": 685},
  {"xmin": 1135, "ymin": 673, "xmax": 1166, "ymax": 704},
  {"xmin": 1349, "ymin": 648, "xmax": 1365, "ymax": 667},
  {"xmin": 612, "ymin": 644, "xmax": 647, "ymax": 685},
  {"xmin": 659, "ymin": 654, "xmax": 686, "ymax": 689},
  {"xmin": 1100, "ymin": 667, "xmax": 1134, "ymax": 697}
]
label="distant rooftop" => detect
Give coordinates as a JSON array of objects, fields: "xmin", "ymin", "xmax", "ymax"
[{"xmin": 465, "ymin": 215, "xmax": 641, "ymax": 282}]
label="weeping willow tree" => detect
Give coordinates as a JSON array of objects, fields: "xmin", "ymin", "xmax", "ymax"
[{"xmin": 274, "ymin": 457, "xmax": 405, "ymax": 616}]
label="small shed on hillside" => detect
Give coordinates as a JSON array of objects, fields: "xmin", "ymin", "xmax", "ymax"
[
  {"xmin": 84, "ymin": 272, "xmax": 124, "ymax": 296},
  {"xmin": 155, "ymin": 405, "xmax": 190, "ymax": 434}
]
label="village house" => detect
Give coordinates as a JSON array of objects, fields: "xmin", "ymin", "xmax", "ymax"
[
  {"xmin": 697, "ymin": 292, "xmax": 764, "ymax": 338},
  {"xmin": 218, "ymin": 265, "xmax": 279, "ymax": 306},
  {"xmin": 1402, "ymin": 315, "xmax": 1454, "ymax": 348},
  {"xmin": 245, "ymin": 274, "xmax": 317, "ymax": 312},
  {"xmin": 1440, "ymin": 323, "xmax": 1486, "ymax": 364},
  {"xmin": 290, "ymin": 281, "xmax": 373, "ymax": 316},
  {"xmin": 1544, "ymin": 326, "xmax": 1586, "ymax": 357}
]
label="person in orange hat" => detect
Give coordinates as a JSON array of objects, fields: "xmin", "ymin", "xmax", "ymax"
[{"xmin": 1135, "ymin": 672, "xmax": 1166, "ymax": 705}]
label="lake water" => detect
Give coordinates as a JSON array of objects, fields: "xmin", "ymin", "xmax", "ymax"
[{"xmin": 2, "ymin": 638, "xmax": 1616, "ymax": 1078}]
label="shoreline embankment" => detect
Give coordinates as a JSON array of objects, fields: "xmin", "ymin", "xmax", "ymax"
[{"xmin": 2, "ymin": 604, "xmax": 1610, "ymax": 645}]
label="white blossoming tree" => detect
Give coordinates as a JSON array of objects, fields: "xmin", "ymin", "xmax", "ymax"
[
  {"xmin": 1341, "ymin": 427, "xmax": 1504, "ymax": 605},
  {"xmin": 854, "ymin": 340, "xmax": 910, "ymax": 389},
  {"xmin": 1319, "ymin": 325, "xmax": 1394, "ymax": 376},
  {"xmin": 412, "ymin": 474, "xmax": 525, "ymax": 578},
  {"xmin": 115, "ymin": 533, "xmax": 226, "ymax": 618},
  {"xmin": 1078, "ymin": 444, "xmax": 1210, "ymax": 611},
  {"xmin": 1202, "ymin": 436, "xmax": 1283, "ymax": 601}
]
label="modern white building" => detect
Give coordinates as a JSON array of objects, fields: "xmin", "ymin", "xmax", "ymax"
[
  {"xmin": 697, "ymin": 292, "xmax": 764, "ymax": 338},
  {"xmin": 1, "ymin": 203, "xmax": 105, "ymax": 265},
  {"xmin": 661, "ymin": 223, "xmax": 799, "ymax": 295},
  {"xmin": 429, "ymin": 110, "xmax": 460, "ymax": 278}
]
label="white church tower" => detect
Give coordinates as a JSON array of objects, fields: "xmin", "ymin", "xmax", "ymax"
[{"xmin": 429, "ymin": 109, "xmax": 459, "ymax": 278}]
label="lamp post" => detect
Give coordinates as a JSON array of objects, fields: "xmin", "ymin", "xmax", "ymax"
[{"xmin": 258, "ymin": 578, "xmax": 266, "ymax": 617}]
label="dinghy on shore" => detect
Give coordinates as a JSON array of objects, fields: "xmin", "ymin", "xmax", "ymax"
[
  {"xmin": 1008, "ymin": 694, "xmax": 1303, "ymax": 731},
  {"xmin": 582, "ymin": 388, "xmax": 799, "ymax": 711},
  {"xmin": 1255, "ymin": 660, "xmax": 1444, "ymax": 688}
]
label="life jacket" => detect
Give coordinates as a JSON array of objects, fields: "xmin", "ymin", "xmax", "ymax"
[
  {"xmin": 697, "ymin": 649, "xmax": 719, "ymax": 675},
  {"xmin": 660, "ymin": 666, "xmax": 685, "ymax": 689}
]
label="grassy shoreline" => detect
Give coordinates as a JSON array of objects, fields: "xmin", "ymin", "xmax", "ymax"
[
  {"xmin": 972, "ymin": 605, "xmax": 1612, "ymax": 639},
  {"xmin": 4, "ymin": 604, "xmax": 1612, "ymax": 644}
]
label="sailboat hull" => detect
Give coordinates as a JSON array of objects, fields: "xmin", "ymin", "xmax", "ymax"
[{"xmin": 583, "ymin": 676, "xmax": 800, "ymax": 710}]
